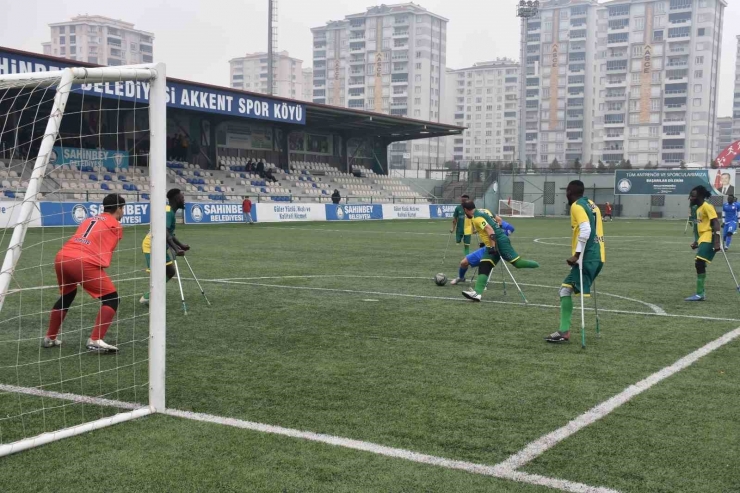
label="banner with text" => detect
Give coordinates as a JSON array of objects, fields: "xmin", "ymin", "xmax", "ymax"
[
  {"xmin": 614, "ymin": 170, "xmax": 736, "ymax": 196},
  {"xmin": 382, "ymin": 204, "xmax": 431, "ymax": 220},
  {"xmin": 0, "ymin": 201, "xmax": 40, "ymax": 228},
  {"xmin": 325, "ymin": 204, "xmax": 383, "ymax": 221},
  {"xmin": 429, "ymin": 204, "xmax": 457, "ymax": 219},
  {"xmin": 51, "ymin": 146, "xmax": 129, "ymax": 171},
  {"xmin": 0, "ymin": 49, "xmax": 305, "ymax": 125},
  {"xmin": 39, "ymin": 202, "xmax": 150, "ymax": 227},
  {"xmin": 254, "ymin": 203, "xmax": 326, "ymax": 223},
  {"xmin": 184, "ymin": 203, "xmax": 248, "ymax": 224}
]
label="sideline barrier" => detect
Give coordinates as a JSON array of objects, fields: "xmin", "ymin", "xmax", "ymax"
[{"xmin": 18, "ymin": 202, "xmax": 458, "ymax": 227}]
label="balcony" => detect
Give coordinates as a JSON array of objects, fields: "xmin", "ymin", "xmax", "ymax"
[
  {"xmin": 393, "ymin": 29, "xmax": 409, "ymax": 37},
  {"xmin": 314, "ymin": 51, "xmax": 326, "ymax": 60},
  {"xmin": 349, "ymin": 57, "xmax": 364, "ymax": 65},
  {"xmin": 665, "ymin": 103, "xmax": 687, "ymax": 111},
  {"xmin": 567, "ymin": 133, "xmax": 584, "ymax": 142},
  {"xmin": 349, "ymin": 34, "xmax": 365, "ymax": 40},
  {"xmin": 664, "ymin": 114, "xmax": 686, "ymax": 123},
  {"xmin": 349, "ymin": 22, "xmax": 365, "ymax": 30},
  {"xmin": 391, "ymin": 101, "xmax": 408, "ymax": 108},
  {"xmin": 669, "ymin": 44, "xmax": 690, "ymax": 54},
  {"xmin": 604, "ymin": 117, "xmax": 625, "ymax": 127},
  {"xmin": 667, "ymin": 27, "xmax": 691, "ymax": 40},
  {"xmin": 349, "ymin": 43, "xmax": 366, "ymax": 52},
  {"xmin": 605, "ymin": 132, "xmax": 624, "ymax": 140},
  {"xmin": 348, "ymin": 78, "xmax": 365, "ymax": 87},
  {"xmin": 391, "ymin": 76, "xmax": 408, "ymax": 84},
  {"xmin": 669, "ymin": 0, "xmax": 692, "ymax": 11},
  {"xmin": 665, "ymin": 70, "xmax": 688, "ymax": 82},
  {"xmin": 605, "ymin": 91, "xmax": 626, "ymax": 99},
  {"xmin": 603, "ymin": 144, "xmax": 625, "ymax": 151},
  {"xmin": 606, "ymin": 77, "xmax": 627, "ymax": 87},
  {"xmin": 663, "ymin": 126, "xmax": 686, "ymax": 138},
  {"xmin": 392, "ymin": 42, "xmax": 408, "ymax": 50}
]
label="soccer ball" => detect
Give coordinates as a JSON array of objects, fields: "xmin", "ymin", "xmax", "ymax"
[{"xmin": 434, "ymin": 273, "xmax": 447, "ymax": 286}]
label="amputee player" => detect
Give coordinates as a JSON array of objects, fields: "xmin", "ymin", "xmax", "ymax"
[
  {"xmin": 140, "ymin": 188, "xmax": 189, "ymax": 305},
  {"xmin": 451, "ymin": 194, "xmax": 473, "ymax": 256},
  {"xmin": 450, "ymin": 209, "xmax": 515, "ymax": 286},
  {"xmin": 43, "ymin": 194, "xmax": 126, "ymax": 353},
  {"xmin": 685, "ymin": 185, "xmax": 721, "ymax": 302},
  {"xmin": 722, "ymin": 195, "xmax": 738, "ymax": 251},
  {"xmin": 545, "ymin": 180, "xmax": 606, "ymax": 344},
  {"xmin": 460, "ymin": 202, "xmax": 539, "ymax": 301}
]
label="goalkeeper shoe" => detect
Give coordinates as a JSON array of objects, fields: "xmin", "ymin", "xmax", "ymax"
[
  {"xmin": 86, "ymin": 338, "xmax": 118, "ymax": 353},
  {"xmin": 545, "ymin": 331, "xmax": 570, "ymax": 343},
  {"xmin": 462, "ymin": 289, "xmax": 482, "ymax": 302},
  {"xmin": 139, "ymin": 296, "xmax": 149, "ymax": 306},
  {"xmin": 684, "ymin": 294, "xmax": 705, "ymax": 302},
  {"xmin": 42, "ymin": 337, "xmax": 62, "ymax": 348},
  {"xmin": 449, "ymin": 278, "xmax": 465, "ymax": 285}
]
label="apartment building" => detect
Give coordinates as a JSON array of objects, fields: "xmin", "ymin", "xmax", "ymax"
[
  {"xmin": 41, "ymin": 15, "xmax": 154, "ymax": 66},
  {"xmin": 229, "ymin": 51, "xmax": 305, "ymax": 100},
  {"xmin": 444, "ymin": 59, "xmax": 521, "ymax": 163},
  {"xmin": 523, "ymin": 0, "xmax": 725, "ymax": 168},
  {"xmin": 311, "ymin": 3, "xmax": 447, "ymax": 169}
]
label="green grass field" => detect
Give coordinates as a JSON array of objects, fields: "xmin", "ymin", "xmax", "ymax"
[{"xmin": 1, "ymin": 218, "xmax": 739, "ymax": 492}]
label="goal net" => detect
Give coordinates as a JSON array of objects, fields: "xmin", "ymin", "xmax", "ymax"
[
  {"xmin": 0, "ymin": 65, "xmax": 167, "ymax": 456},
  {"xmin": 498, "ymin": 199, "xmax": 534, "ymax": 217}
]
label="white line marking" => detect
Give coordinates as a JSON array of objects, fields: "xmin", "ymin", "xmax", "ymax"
[
  {"xmin": 0, "ymin": 383, "xmax": 618, "ymax": 493},
  {"xmin": 494, "ymin": 325, "xmax": 740, "ymax": 472},
  {"xmin": 164, "ymin": 408, "xmax": 620, "ymax": 493},
  {"xmin": 202, "ymin": 278, "xmax": 737, "ymax": 323}
]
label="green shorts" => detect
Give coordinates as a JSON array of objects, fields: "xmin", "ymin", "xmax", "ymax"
[
  {"xmin": 144, "ymin": 250, "xmax": 173, "ymax": 271},
  {"xmin": 481, "ymin": 236, "xmax": 520, "ymax": 265},
  {"xmin": 696, "ymin": 242, "xmax": 716, "ymax": 264},
  {"xmin": 456, "ymin": 232, "xmax": 471, "ymax": 245},
  {"xmin": 563, "ymin": 260, "xmax": 604, "ymax": 296}
]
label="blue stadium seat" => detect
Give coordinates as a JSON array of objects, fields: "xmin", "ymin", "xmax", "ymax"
[
  {"xmin": 194, "ymin": 171, "xmax": 201, "ymax": 177},
  {"xmin": 215, "ymin": 186, "xmax": 222, "ymax": 192},
  {"xmin": 176, "ymin": 170, "xmax": 184, "ymax": 176},
  {"xmin": 260, "ymin": 188, "xmax": 266, "ymax": 193},
  {"xmin": 104, "ymin": 174, "xmax": 113, "ymax": 181},
  {"xmin": 142, "ymin": 193, "xmax": 150, "ymax": 200},
  {"xmin": 198, "ymin": 186, "xmax": 205, "ymax": 192},
  {"xmin": 101, "ymin": 183, "xmax": 110, "ymax": 191},
  {"xmin": 4, "ymin": 191, "xmax": 15, "ymax": 198},
  {"xmin": 119, "ymin": 175, "xmax": 128, "ymax": 181}
]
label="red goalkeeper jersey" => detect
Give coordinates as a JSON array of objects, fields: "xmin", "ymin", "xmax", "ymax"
[{"xmin": 58, "ymin": 213, "xmax": 123, "ymax": 268}]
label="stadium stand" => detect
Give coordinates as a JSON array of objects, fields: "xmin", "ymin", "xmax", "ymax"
[{"xmin": 0, "ymin": 156, "xmax": 430, "ymax": 204}]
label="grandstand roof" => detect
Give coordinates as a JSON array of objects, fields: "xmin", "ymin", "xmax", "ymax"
[{"xmin": 0, "ymin": 46, "xmax": 464, "ymax": 142}]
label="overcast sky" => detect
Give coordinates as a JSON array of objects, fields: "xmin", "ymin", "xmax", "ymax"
[{"xmin": 1, "ymin": 0, "xmax": 738, "ymax": 116}]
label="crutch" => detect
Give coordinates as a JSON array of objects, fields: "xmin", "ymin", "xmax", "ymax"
[{"xmin": 182, "ymin": 256, "xmax": 212, "ymax": 305}]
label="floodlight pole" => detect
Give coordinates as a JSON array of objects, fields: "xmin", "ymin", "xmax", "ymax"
[{"xmin": 517, "ymin": 1, "xmax": 539, "ymax": 171}]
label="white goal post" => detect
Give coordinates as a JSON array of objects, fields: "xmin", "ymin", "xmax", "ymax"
[
  {"xmin": 0, "ymin": 64, "xmax": 167, "ymax": 457},
  {"xmin": 498, "ymin": 199, "xmax": 534, "ymax": 218}
]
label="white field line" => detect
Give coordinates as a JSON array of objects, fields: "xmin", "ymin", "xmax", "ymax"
[
  {"xmin": 212, "ymin": 275, "xmax": 666, "ymax": 316},
  {"xmin": 202, "ymin": 278, "xmax": 738, "ymax": 323},
  {"xmin": 0, "ymin": 379, "xmax": 618, "ymax": 492},
  {"xmin": 494, "ymin": 325, "xmax": 740, "ymax": 472}
]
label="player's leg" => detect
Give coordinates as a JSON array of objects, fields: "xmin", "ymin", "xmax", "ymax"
[
  {"xmin": 463, "ymin": 234, "xmax": 471, "ymax": 256},
  {"xmin": 499, "ymin": 237, "xmax": 539, "ymax": 269},
  {"xmin": 686, "ymin": 244, "xmax": 714, "ymax": 301},
  {"xmin": 463, "ymin": 252, "xmax": 496, "ymax": 301},
  {"xmin": 724, "ymin": 223, "xmax": 735, "ymax": 249},
  {"xmin": 453, "ymin": 247, "xmax": 485, "ymax": 284},
  {"xmin": 140, "ymin": 250, "xmax": 175, "ymax": 305},
  {"xmin": 81, "ymin": 266, "xmax": 120, "ymax": 352},
  {"xmin": 545, "ymin": 263, "xmax": 595, "ymax": 343},
  {"xmin": 44, "ymin": 256, "xmax": 81, "ymax": 347}
]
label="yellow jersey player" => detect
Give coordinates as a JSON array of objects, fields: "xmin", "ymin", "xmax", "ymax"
[
  {"xmin": 685, "ymin": 185, "xmax": 721, "ymax": 301},
  {"xmin": 451, "ymin": 194, "xmax": 473, "ymax": 256},
  {"xmin": 546, "ymin": 180, "xmax": 605, "ymax": 343},
  {"xmin": 460, "ymin": 202, "xmax": 539, "ymax": 301}
]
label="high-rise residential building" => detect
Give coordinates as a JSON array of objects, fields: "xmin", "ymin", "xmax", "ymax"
[
  {"xmin": 41, "ymin": 15, "xmax": 154, "ymax": 66},
  {"xmin": 311, "ymin": 3, "xmax": 448, "ymax": 169},
  {"xmin": 444, "ymin": 59, "xmax": 521, "ymax": 163},
  {"xmin": 523, "ymin": 0, "xmax": 726, "ymax": 168},
  {"xmin": 301, "ymin": 68, "xmax": 314, "ymax": 102},
  {"xmin": 731, "ymin": 35, "xmax": 740, "ymax": 150},
  {"xmin": 229, "ymin": 51, "xmax": 305, "ymax": 100},
  {"xmin": 715, "ymin": 116, "xmax": 733, "ymax": 157}
]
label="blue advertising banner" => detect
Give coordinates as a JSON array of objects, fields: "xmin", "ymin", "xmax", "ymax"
[
  {"xmin": 0, "ymin": 49, "xmax": 305, "ymax": 125},
  {"xmin": 51, "ymin": 146, "xmax": 129, "ymax": 171},
  {"xmin": 39, "ymin": 202, "xmax": 150, "ymax": 227},
  {"xmin": 184, "ymin": 203, "xmax": 246, "ymax": 224},
  {"xmin": 325, "ymin": 204, "xmax": 383, "ymax": 221},
  {"xmin": 429, "ymin": 204, "xmax": 458, "ymax": 219}
]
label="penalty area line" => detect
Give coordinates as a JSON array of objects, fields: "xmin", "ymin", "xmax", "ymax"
[{"xmin": 200, "ymin": 278, "xmax": 740, "ymax": 323}]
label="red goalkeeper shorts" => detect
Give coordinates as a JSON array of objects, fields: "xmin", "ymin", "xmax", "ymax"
[{"xmin": 55, "ymin": 254, "xmax": 116, "ymax": 299}]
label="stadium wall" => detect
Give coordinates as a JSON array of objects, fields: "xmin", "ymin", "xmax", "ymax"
[
  {"xmin": 486, "ymin": 172, "xmax": 700, "ymax": 219},
  {"xmin": 5, "ymin": 201, "xmax": 457, "ymax": 228}
]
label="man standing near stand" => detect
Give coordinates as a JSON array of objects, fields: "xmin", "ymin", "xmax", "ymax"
[{"xmin": 242, "ymin": 196, "xmax": 254, "ymax": 224}]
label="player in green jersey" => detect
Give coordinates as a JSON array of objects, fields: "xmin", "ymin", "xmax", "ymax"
[
  {"xmin": 685, "ymin": 185, "xmax": 721, "ymax": 301},
  {"xmin": 140, "ymin": 188, "xmax": 190, "ymax": 305},
  {"xmin": 546, "ymin": 180, "xmax": 606, "ymax": 343},
  {"xmin": 451, "ymin": 194, "xmax": 473, "ymax": 256},
  {"xmin": 460, "ymin": 202, "xmax": 539, "ymax": 301}
]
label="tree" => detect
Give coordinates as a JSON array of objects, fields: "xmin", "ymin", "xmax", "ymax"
[
  {"xmin": 679, "ymin": 160, "xmax": 687, "ymax": 170},
  {"xmin": 573, "ymin": 158, "xmax": 582, "ymax": 172},
  {"xmin": 597, "ymin": 159, "xmax": 607, "ymax": 173},
  {"xmin": 550, "ymin": 158, "xmax": 561, "ymax": 171},
  {"xmin": 645, "ymin": 160, "xmax": 653, "ymax": 170},
  {"xmin": 585, "ymin": 159, "xmax": 594, "ymax": 172},
  {"xmin": 710, "ymin": 159, "xmax": 719, "ymax": 169},
  {"xmin": 623, "ymin": 159, "xmax": 633, "ymax": 169},
  {"xmin": 608, "ymin": 160, "xmax": 618, "ymax": 171}
]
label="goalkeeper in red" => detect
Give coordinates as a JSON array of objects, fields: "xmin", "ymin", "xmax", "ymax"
[
  {"xmin": 43, "ymin": 194, "xmax": 126, "ymax": 353},
  {"xmin": 546, "ymin": 180, "xmax": 605, "ymax": 343}
]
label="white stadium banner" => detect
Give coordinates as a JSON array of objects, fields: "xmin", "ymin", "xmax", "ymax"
[
  {"xmin": 381, "ymin": 204, "xmax": 431, "ymax": 220},
  {"xmin": 0, "ymin": 202, "xmax": 40, "ymax": 228},
  {"xmin": 255, "ymin": 203, "xmax": 326, "ymax": 222}
]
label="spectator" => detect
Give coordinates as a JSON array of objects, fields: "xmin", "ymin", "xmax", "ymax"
[
  {"xmin": 265, "ymin": 167, "xmax": 277, "ymax": 183},
  {"xmin": 242, "ymin": 196, "xmax": 254, "ymax": 224},
  {"xmin": 173, "ymin": 134, "xmax": 182, "ymax": 160},
  {"xmin": 331, "ymin": 189, "xmax": 341, "ymax": 205},
  {"xmin": 256, "ymin": 160, "xmax": 265, "ymax": 178},
  {"xmin": 246, "ymin": 159, "xmax": 254, "ymax": 173}
]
